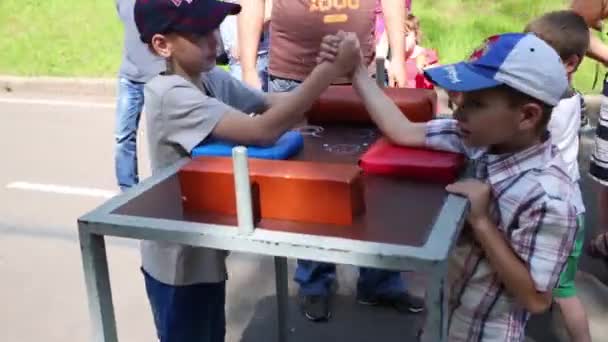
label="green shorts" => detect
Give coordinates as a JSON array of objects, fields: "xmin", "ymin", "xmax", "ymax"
[{"xmin": 553, "ymin": 214, "xmax": 585, "ymax": 298}]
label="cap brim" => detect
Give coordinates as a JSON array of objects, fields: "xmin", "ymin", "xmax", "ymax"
[
  {"xmin": 424, "ymin": 62, "xmax": 501, "ymax": 92},
  {"xmin": 221, "ymin": 1, "xmax": 241, "ymax": 15},
  {"xmin": 195, "ymin": 1, "xmax": 242, "ymax": 34}
]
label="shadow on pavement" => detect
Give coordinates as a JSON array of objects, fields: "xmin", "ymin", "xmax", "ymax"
[{"xmin": 239, "ymin": 294, "xmax": 423, "ymax": 342}]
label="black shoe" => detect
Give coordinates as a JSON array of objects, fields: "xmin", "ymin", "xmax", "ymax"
[
  {"xmin": 357, "ymin": 292, "xmax": 425, "ymax": 314},
  {"xmin": 299, "ymin": 295, "xmax": 331, "ymax": 322}
]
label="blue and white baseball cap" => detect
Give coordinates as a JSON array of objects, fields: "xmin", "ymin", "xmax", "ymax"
[{"xmin": 424, "ymin": 33, "xmax": 568, "ymax": 106}]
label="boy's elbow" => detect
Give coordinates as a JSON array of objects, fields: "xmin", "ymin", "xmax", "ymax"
[
  {"xmin": 385, "ymin": 133, "xmax": 408, "ymax": 146},
  {"xmin": 249, "ymin": 128, "xmax": 280, "ymax": 147},
  {"xmin": 242, "ymin": 119, "xmax": 281, "ymax": 147},
  {"xmin": 252, "ymin": 136, "xmax": 276, "ymax": 147},
  {"xmin": 245, "ymin": 132, "xmax": 276, "ymax": 147}
]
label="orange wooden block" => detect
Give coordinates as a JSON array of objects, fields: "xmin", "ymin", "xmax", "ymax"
[
  {"xmin": 306, "ymin": 86, "xmax": 437, "ymax": 125},
  {"xmin": 179, "ymin": 157, "xmax": 365, "ymax": 226}
]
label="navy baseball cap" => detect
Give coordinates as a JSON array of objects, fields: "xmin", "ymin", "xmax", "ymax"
[
  {"xmin": 424, "ymin": 33, "xmax": 568, "ymax": 106},
  {"xmin": 134, "ymin": 0, "xmax": 241, "ymax": 44}
]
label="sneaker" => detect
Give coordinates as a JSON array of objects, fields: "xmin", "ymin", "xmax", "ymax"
[
  {"xmin": 357, "ymin": 292, "xmax": 425, "ymax": 314},
  {"xmin": 299, "ymin": 295, "xmax": 331, "ymax": 322}
]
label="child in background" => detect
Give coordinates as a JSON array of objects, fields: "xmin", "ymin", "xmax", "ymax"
[
  {"xmin": 380, "ymin": 13, "xmax": 438, "ymax": 89},
  {"xmin": 525, "ymin": 10, "xmax": 592, "ymax": 342},
  {"xmin": 402, "ymin": 14, "xmax": 438, "ymax": 89},
  {"xmin": 375, "ymin": 0, "xmax": 412, "ymax": 87}
]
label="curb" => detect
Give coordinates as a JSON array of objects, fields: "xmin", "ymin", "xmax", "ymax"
[
  {"xmin": 0, "ymin": 75, "xmax": 604, "ymax": 115},
  {"xmin": 0, "ymin": 75, "xmax": 116, "ymax": 98}
]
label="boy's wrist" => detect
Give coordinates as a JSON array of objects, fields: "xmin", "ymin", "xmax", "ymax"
[
  {"xmin": 470, "ymin": 214, "xmax": 494, "ymax": 233},
  {"xmin": 352, "ymin": 64, "xmax": 368, "ymax": 84},
  {"xmin": 322, "ymin": 61, "xmax": 342, "ymax": 75}
]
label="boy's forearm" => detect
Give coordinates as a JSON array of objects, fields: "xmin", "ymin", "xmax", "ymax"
[
  {"xmin": 237, "ymin": 0, "xmax": 265, "ymax": 74},
  {"xmin": 352, "ymin": 66, "xmax": 425, "ymax": 146},
  {"xmin": 471, "ymin": 217, "xmax": 552, "ymax": 314},
  {"xmin": 257, "ymin": 63, "xmax": 339, "ymax": 140}
]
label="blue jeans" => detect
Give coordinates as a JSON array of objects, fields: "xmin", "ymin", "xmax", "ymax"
[
  {"xmin": 270, "ymin": 76, "xmax": 407, "ymax": 298},
  {"xmin": 228, "ymin": 52, "xmax": 269, "ymax": 92},
  {"xmin": 114, "ymin": 78, "xmax": 144, "ymax": 190},
  {"xmin": 143, "ymin": 269, "xmax": 226, "ymax": 342}
]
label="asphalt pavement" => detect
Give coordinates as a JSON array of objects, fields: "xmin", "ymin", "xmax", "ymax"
[{"xmin": 1, "ymin": 89, "xmax": 607, "ymax": 342}]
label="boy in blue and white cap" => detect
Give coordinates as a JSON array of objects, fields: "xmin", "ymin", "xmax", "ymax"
[{"xmin": 319, "ymin": 32, "xmax": 583, "ymax": 340}]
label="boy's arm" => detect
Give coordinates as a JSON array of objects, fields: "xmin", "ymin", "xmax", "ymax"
[
  {"xmin": 470, "ymin": 217, "xmax": 552, "ymax": 314},
  {"xmin": 571, "ymin": 0, "xmax": 605, "ymax": 30},
  {"xmin": 447, "ymin": 180, "xmax": 577, "ymax": 315},
  {"xmin": 212, "ymin": 33, "xmax": 359, "ymax": 145},
  {"xmin": 588, "ymin": 32, "xmax": 608, "ymax": 66},
  {"xmin": 571, "ymin": 0, "xmax": 608, "ymax": 65},
  {"xmin": 238, "ymin": 0, "xmax": 266, "ymax": 89},
  {"xmin": 352, "ymin": 65, "xmax": 426, "ymax": 147},
  {"xmin": 213, "ymin": 62, "xmax": 341, "ymax": 145},
  {"xmin": 381, "ymin": 0, "xmax": 406, "ymax": 87}
]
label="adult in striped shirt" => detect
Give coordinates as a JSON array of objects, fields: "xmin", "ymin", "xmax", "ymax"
[
  {"xmin": 571, "ymin": 0, "xmax": 608, "ymax": 265},
  {"xmin": 318, "ymin": 32, "xmax": 582, "ymax": 341}
]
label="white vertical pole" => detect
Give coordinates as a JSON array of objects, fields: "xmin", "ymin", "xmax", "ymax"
[{"xmin": 232, "ymin": 146, "xmax": 255, "ymax": 234}]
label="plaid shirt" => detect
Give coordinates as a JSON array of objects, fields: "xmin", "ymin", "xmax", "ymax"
[{"xmin": 426, "ymin": 119, "xmax": 582, "ymax": 342}]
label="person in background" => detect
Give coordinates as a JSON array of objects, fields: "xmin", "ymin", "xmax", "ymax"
[
  {"xmin": 238, "ymin": 0, "xmax": 407, "ymax": 90},
  {"xmin": 525, "ymin": 10, "xmax": 592, "ymax": 342},
  {"xmin": 237, "ymin": 0, "xmax": 421, "ymax": 324},
  {"xmin": 114, "ymin": 0, "xmax": 165, "ymax": 191},
  {"xmin": 401, "ymin": 13, "xmax": 438, "ymax": 89},
  {"xmin": 571, "ymin": 0, "xmax": 608, "ymax": 262},
  {"xmin": 219, "ymin": 1, "xmax": 271, "ymax": 91},
  {"xmin": 375, "ymin": 0, "xmax": 412, "ymax": 84}
]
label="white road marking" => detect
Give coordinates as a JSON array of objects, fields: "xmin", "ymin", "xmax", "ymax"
[
  {"xmin": 0, "ymin": 97, "xmax": 114, "ymax": 108},
  {"xmin": 6, "ymin": 182, "xmax": 117, "ymax": 199}
]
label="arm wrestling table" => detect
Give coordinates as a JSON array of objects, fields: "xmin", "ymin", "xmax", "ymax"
[{"xmin": 78, "ymin": 127, "xmax": 468, "ymax": 342}]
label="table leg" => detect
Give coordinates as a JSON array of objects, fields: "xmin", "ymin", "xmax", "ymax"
[
  {"xmin": 420, "ymin": 270, "xmax": 448, "ymax": 342},
  {"xmin": 79, "ymin": 231, "xmax": 118, "ymax": 342},
  {"xmin": 375, "ymin": 58, "xmax": 386, "ymax": 88},
  {"xmin": 274, "ymin": 256, "xmax": 289, "ymax": 342}
]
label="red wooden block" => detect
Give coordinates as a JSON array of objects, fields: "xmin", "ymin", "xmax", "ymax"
[
  {"xmin": 359, "ymin": 137, "xmax": 465, "ymax": 183},
  {"xmin": 306, "ymin": 86, "xmax": 437, "ymax": 125},
  {"xmin": 179, "ymin": 157, "xmax": 365, "ymax": 226}
]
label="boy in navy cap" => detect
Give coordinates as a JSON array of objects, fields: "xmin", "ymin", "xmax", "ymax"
[
  {"xmin": 319, "ymin": 32, "xmax": 583, "ymax": 341},
  {"xmin": 133, "ymin": 1, "xmax": 361, "ymax": 341}
]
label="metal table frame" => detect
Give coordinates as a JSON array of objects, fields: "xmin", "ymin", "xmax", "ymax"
[
  {"xmin": 79, "ymin": 58, "xmax": 468, "ymax": 341},
  {"xmin": 79, "ymin": 153, "xmax": 467, "ymax": 342}
]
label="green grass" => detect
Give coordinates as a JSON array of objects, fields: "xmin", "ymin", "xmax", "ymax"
[
  {"xmin": 0, "ymin": 0, "xmax": 605, "ymax": 92},
  {"xmin": 0, "ymin": 0, "xmax": 122, "ymax": 77}
]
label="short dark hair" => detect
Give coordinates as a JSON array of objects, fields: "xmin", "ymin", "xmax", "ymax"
[
  {"xmin": 524, "ymin": 10, "xmax": 590, "ymax": 60},
  {"xmin": 495, "ymin": 85, "xmax": 554, "ymax": 133}
]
